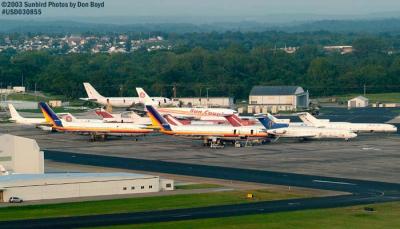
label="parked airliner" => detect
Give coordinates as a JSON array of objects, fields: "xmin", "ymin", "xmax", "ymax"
[
  {"xmin": 8, "ymin": 104, "xmax": 101, "ymax": 125},
  {"xmin": 298, "ymin": 112, "xmax": 397, "ymax": 133},
  {"xmin": 81, "ymin": 83, "xmax": 172, "ymax": 108},
  {"xmin": 8, "ymin": 103, "xmax": 46, "ymax": 125},
  {"xmin": 256, "ymin": 115, "xmax": 357, "ymax": 140},
  {"xmin": 95, "ymin": 108, "xmax": 151, "ymax": 125},
  {"xmin": 39, "ymin": 102, "xmax": 153, "ymax": 140},
  {"xmin": 137, "ymin": 87, "xmax": 236, "ymax": 121},
  {"xmin": 146, "ymin": 105, "xmax": 269, "ymax": 146}
]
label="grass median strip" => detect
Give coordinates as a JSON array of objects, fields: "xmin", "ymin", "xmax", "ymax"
[
  {"xmin": 107, "ymin": 201, "xmax": 400, "ymax": 229},
  {"xmin": 175, "ymin": 183, "xmax": 224, "ymax": 190},
  {"xmin": 0, "ymin": 189, "xmax": 307, "ymax": 221}
]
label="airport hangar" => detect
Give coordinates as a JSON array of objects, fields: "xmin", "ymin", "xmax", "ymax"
[
  {"xmin": 247, "ymin": 86, "xmax": 309, "ymax": 113},
  {"xmin": 0, "ymin": 134, "xmax": 174, "ymax": 202}
]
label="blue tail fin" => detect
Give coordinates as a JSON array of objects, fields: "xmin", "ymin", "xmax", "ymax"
[
  {"xmin": 38, "ymin": 102, "xmax": 63, "ymax": 127},
  {"xmin": 257, "ymin": 115, "xmax": 288, "ymax": 129},
  {"xmin": 145, "ymin": 105, "xmax": 172, "ymax": 131}
]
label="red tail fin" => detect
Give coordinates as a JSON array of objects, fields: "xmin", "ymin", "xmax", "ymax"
[
  {"xmin": 163, "ymin": 114, "xmax": 184, "ymax": 126},
  {"xmin": 225, "ymin": 114, "xmax": 243, "ymax": 127},
  {"xmin": 95, "ymin": 109, "xmax": 114, "ymax": 119}
]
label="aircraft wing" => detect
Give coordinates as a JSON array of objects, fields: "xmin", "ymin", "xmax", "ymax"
[
  {"xmin": 80, "ymin": 98, "xmax": 98, "ymax": 102},
  {"xmin": 266, "ymin": 129, "xmax": 316, "ymax": 138}
]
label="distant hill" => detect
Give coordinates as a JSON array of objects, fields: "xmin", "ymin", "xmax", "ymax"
[
  {"xmin": 285, "ymin": 18, "xmax": 400, "ymax": 33},
  {"xmin": 1, "ymin": 18, "xmax": 400, "ymax": 34}
]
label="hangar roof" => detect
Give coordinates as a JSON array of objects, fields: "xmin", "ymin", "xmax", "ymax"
[
  {"xmin": 349, "ymin": 96, "xmax": 369, "ymax": 101},
  {"xmin": 250, "ymin": 86, "xmax": 305, "ymax": 96},
  {"xmin": 0, "ymin": 172, "xmax": 158, "ymax": 188}
]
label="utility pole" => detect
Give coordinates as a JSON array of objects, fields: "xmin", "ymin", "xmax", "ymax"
[
  {"xmin": 34, "ymin": 82, "xmax": 37, "ymax": 101},
  {"xmin": 206, "ymin": 88, "xmax": 210, "ymax": 108},
  {"xmin": 363, "ymin": 84, "xmax": 366, "ymax": 96},
  {"xmin": 119, "ymin": 84, "xmax": 123, "ymax": 97},
  {"xmin": 172, "ymin": 83, "xmax": 177, "ymax": 98}
]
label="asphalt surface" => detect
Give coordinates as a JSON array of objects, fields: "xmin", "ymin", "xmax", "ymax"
[
  {"xmin": 3, "ymin": 122, "xmax": 400, "ymax": 184},
  {"xmin": 1, "ymin": 107, "xmax": 400, "ymax": 228},
  {"xmin": 1, "ymin": 150, "xmax": 399, "ymax": 228}
]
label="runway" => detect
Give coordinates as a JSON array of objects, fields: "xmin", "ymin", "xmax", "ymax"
[{"xmin": 1, "ymin": 150, "xmax": 399, "ymax": 228}]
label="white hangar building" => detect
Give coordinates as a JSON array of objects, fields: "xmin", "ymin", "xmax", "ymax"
[
  {"xmin": 0, "ymin": 134, "xmax": 174, "ymax": 202},
  {"xmin": 0, "ymin": 173, "xmax": 173, "ymax": 202},
  {"xmin": 0, "ymin": 134, "xmax": 44, "ymax": 174},
  {"xmin": 248, "ymin": 86, "xmax": 309, "ymax": 113}
]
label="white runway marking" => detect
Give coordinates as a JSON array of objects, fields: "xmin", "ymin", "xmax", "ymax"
[{"xmin": 313, "ymin": 180, "xmax": 356, "ymax": 186}]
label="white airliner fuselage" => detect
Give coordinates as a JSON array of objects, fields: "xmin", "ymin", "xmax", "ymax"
[
  {"xmin": 265, "ymin": 126, "xmax": 358, "ymax": 139},
  {"xmin": 156, "ymin": 107, "xmax": 237, "ymax": 121},
  {"xmin": 225, "ymin": 113, "xmax": 357, "ymax": 140},
  {"xmin": 81, "ymin": 83, "xmax": 172, "ymax": 108},
  {"xmin": 39, "ymin": 102, "xmax": 153, "ymax": 138},
  {"xmin": 298, "ymin": 112, "xmax": 397, "ymax": 133}
]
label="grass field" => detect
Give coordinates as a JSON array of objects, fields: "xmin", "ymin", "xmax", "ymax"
[
  {"xmin": 0, "ymin": 189, "xmax": 306, "ymax": 222},
  {"xmin": 175, "ymin": 183, "xmax": 224, "ymax": 190},
  {"xmin": 6, "ymin": 93, "xmax": 54, "ymax": 102},
  {"xmin": 317, "ymin": 93, "xmax": 400, "ymax": 104},
  {"xmin": 6, "ymin": 93, "xmax": 84, "ymax": 106},
  {"xmin": 108, "ymin": 201, "xmax": 400, "ymax": 229},
  {"xmin": 18, "ymin": 107, "xmax": 87, "ymax": 114}
]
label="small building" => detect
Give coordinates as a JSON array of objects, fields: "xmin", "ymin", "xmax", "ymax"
[
  {"xmin": 323, "ymin": 46, "xmax": 353, "ymax": 55},
  {"xmin": 0, "ymin": 134, "xmax": 44, "ymax": 174},
  {"xmin": 348, "ymin": 96, "xmax": 369, "ymax": 108},
  {"xmin": 0, "ymin": 88, "xmax": 14, "ymax": 94},
  {"xmin": 12, "ymin": 86, "xmax": 25, "ymax": 93},
  {"xmin": 248, "ymin": 86, "xmax": 309, "ymax": 113},
  {"xmin": 0, "ymin": 173, "xmax": 174, "ymax": 202},
  {"xmin": 49, "ymin": 100, "xmax": 62, "ymax": 108},
  {"xmin": 173, "ymin": 97, "xmax": 234, "ymax": 108},
  {"xmin": 279, "ymin": 46, "xmax": 298, "ymax": 54}
]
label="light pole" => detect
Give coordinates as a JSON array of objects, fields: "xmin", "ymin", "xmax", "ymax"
[{"xmin": 206, "ymin": 88, "xmax": 210, "ymax": 108}]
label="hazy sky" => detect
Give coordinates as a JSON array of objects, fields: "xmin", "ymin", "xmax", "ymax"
[
  {"xmin": 103, "ymin": 0, "xmax": 400, "ymax": 16},
  {"xmin": 5, "ymin": 0, "xmax": 400, "ymax": 22}
]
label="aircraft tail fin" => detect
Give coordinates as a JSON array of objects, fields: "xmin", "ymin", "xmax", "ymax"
[
  {"xmin": 83, "ymin": 82, "xmax": 104, "ymax": 100},
  {"xmin": 257, "ymin": 115, "xmax": 288, "ymax": 129},
  {"xmin": 59, "ymin": 113, "xmax": 78, "ymax": 122},
  {"xmin": 8, "ymin": 104, "xmax": 23, "ymax": 121},
  {"xmin": 38, "ymin": 102, "xmax": 63, "ymax": 127},
  {"xmin": 225, "ymin": 114, "xmax": 243, "ymax": 127},
  {"xmin": 163, "ymin": 114, "xmax": 184, "ymax": 126},
  {"xmin": 145, "ymin": 105, "xmax": 172, "ymax": 131},
  {"xmin": 298, "ymin": 112, "xmax": 321, "ymax": 126},
  {"xmin": 267, "ymin": 113, "xmax": 290, "ymax": 124},
  {"xmin": 95, "ymin": 108, "xmax": 115, "ymax": 119},
  {"xmin": 136, "ymin": 87, "xmax": 155, "ymax": 105}
]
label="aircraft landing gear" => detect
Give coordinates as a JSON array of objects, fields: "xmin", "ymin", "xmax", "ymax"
[
  {"xmin": 209, "ymin": 138, "xmax": 224, "ymax": 149},
  {"xmin": 89, "ymin": 133, "xmax": 107, "ymax": 142}
]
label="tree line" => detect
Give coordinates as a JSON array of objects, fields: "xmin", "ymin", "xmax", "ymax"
[{"xmin": 1, "ymin": 32, "xmax": 400, "ymax": 100}]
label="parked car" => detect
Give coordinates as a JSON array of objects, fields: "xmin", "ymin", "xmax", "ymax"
[{"xmin": 9, "ymin": 197, "xmax": 23, "ymax": 203}]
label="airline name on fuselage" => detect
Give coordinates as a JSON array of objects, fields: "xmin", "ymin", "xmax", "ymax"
[{"xmin": 189, "ymin": 108, "xmax": 224, "ymax": 116}]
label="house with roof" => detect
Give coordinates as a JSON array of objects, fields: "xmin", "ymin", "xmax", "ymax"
[{"xmin": 348, "ymin": 96, "xmax": 369, "ymax": 108}]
